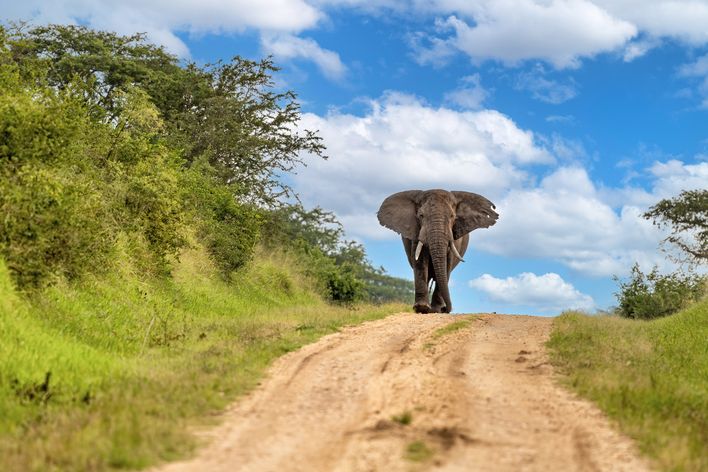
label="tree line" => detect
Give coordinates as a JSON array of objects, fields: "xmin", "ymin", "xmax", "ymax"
[{"xmin": 0, "ymin": 23, "xmax": 412, "ymax": 303}]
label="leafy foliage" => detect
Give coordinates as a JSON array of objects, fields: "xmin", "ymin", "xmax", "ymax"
[
  {"xmin": 550, "ymin": 302, "xmax": 708, "ymax": 471},
  {"xmin": 0, "ymin": 60, "xmax": 184, "ymax": 286},
  {"xmin": 0, "ymin": 23, "xmax": 410, "ymax": 302},
  {"xmin": 6, "ymin": 23, "xmax": 326, "ymax": 205},
  {"xmin": 181, "ymin": 159, "xmax": 263, "ymax": 277},
  {"xmin": 614, "ymin": 264, "xmax": 707, "ymax": 319},
  {"xmin": 262, "ymin": 204, "xmax": 413, "ymax": 303},
  {"xmin": 644, "ymin": 189, "xmax": 708, "ymax": 265}
]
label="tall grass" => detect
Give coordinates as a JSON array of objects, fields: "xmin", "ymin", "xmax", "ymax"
[
  {"xmin": 0, "ymin": 244, "xmax": 403, "ymax": 471},
  {"xmin": 548, "ymin": 301, "xmax": 708, "ymax": 471}
]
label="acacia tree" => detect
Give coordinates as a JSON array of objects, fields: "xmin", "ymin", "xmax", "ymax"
[{"xmin": 644, "ymin": 189, "xmax": 708, "ymax": 265}]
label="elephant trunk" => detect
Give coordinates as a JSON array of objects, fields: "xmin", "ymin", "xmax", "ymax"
[{"xmin": 428, "ymin": 218, "xmax": 452, "ymax": 312}]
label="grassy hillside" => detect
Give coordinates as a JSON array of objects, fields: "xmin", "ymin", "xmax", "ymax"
[
  {"xmin": 0, "ymin": 245, "xmax": 403, "ymax": 471},
  {"xmin": 548, "ymin": 300, "xmax": 708, "ymax": 471}
]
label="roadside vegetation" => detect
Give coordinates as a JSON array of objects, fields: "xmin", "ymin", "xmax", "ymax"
[
  {"xmin": 549, "ymin": 300, "xmax": 707, "ymax": 471},
  {"xmin": 0, "ymin": 23, "xmax": 410, "ymax": 470},
  {"xmin": 0, "ymin": 245, "xmax": 404, "ymax": 470},
  {"xmin": 550, "ymin": 189, "xmax": 707, "ymax": 470}
]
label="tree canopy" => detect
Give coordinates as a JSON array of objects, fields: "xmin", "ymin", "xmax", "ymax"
[{"xmin": 644, "ymin": 189, "xmax": 708, "ymax": 265}]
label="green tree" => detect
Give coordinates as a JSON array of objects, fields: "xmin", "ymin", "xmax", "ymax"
[
  {"xmin": 5, "ymin": 23, "xmax": 326, "ymax": 204},
  {"xmin": 644, "ymin": 189, "xmax": 708, "ymax": 265}
]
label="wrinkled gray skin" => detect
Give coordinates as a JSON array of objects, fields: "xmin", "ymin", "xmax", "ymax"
[{"xmin": 377, "ymin": 190, "xmax": 498, "ymax": 314}]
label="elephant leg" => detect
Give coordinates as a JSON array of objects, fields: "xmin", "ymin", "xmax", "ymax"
[
  {"xmin": 430, "ymin": 284, "xmax": 446, "ymax": 313},
  {"xmin": 432, "ymin": 261, "xmax": 457, "ymax": 313},
  {"xmin": 412, "ymin": 256, "xmax": 431, "ymax": 314}
]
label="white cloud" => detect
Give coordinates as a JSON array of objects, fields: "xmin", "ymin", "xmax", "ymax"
[
  {"xmin": 3, "ymin": 0, "xmax": 347, "ymax": 79},
  {"xmin": 469, "ymin": 272, "xmax": 595, "ymax": 312},
  {"xmin": 420, "ymin": 1, "xmax": 637, "ymax": 68},
  {"xmin": 472, "ymin": 162, "xmax": 708, "ymax": 277},
  {"xmin": 409, "ymin": 1, "xmax": 708, "ymax": 68},
  {"xmin": 514, "ymin": 64, "xmax": 578, "ymax": 104},
  {"xmin": 648, "ymin": 159, "xmax": 708, "ymax": 197},
  {"xmin": 12, "ymin": 0, "xmax": 321, "ymax": 33},
  {"xmin": 294, "ymin": 92, "xmax": 553, "ymax": 239},
  {"xmin": 261, "ymin": 34, "xmax": 347, "ymax": 80},
  {"xmin": 595, "ymin": 0, "xmax": 708, "ymax": 46},
  {"xmin": 444, "ymin": 74, "xmax": 489, "ymax": 110}
]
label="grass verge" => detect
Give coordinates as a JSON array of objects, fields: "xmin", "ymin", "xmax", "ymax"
[
  {"xmin": 548, "ymin": 300, "xmax": 708, "ymax": 471},
  {"xmin": 0, "ymin": 245, "xmax": 404, "ymax": 471}
]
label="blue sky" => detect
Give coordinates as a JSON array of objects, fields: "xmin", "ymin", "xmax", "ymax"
[{"xmin": 6, "ymin": 0, "xmax": 708, "ymax": 315}]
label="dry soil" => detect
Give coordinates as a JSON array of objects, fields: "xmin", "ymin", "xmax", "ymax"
[{"xmin": 155, "ymin": 313, "xmax": 651, "ymax": 472}]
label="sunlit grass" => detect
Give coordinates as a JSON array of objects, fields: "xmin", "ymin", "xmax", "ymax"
[
  {"xmin": 404, "ymin": 440, "xmax": 434, "ymax": 462},
  {"xmin": 0, "ymin": 246, "xmax": 404, "ymax": 471},
  {"xmin": 548, "ymin": 300, "xmax": 708, "ymax": 471},
  {"xmin": 431, "ymin": 318, "xmax": 474, "ymax": 339}
]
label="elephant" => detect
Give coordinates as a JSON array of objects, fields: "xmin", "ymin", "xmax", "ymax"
[{"xmin": 377, "ymin": 189, "xmax": 498, "ymax": 314}]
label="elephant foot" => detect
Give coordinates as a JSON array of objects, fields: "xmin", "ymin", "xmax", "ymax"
[
  {"xmin": 431, "ymin": 304, "xmax": 451, "ymax": 313},
  {"xmin": 413, "ymin": 301, "xmax": 431, "ymax": 314}
]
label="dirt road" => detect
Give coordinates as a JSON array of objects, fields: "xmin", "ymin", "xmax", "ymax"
[{"xmin": 156, "ymin": 313, "xmax": 650, "ymax": 472}]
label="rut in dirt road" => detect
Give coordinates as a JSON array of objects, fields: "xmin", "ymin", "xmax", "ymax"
[{"xmin": 155, "ymin": 313, "xmax": 651, "ymax": 472}]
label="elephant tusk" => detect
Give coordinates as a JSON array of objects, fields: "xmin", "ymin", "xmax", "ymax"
[
  {"xmin": 450, "ymin": 240, "xmax": 465, "ymax": 262},
  {"xmin": 415, "ymin": 241, "xmax": 424, "ymax": 260}
]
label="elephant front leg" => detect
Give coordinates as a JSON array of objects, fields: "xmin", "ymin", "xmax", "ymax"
[
  {"xmin": 412, "ymin": 259, "xmax": 431, "ymax": 314},
  {"xmin": 430, "ymin": 285, "xmax": 447, "ymax": 313}
]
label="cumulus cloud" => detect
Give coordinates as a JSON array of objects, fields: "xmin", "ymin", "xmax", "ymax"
[
  {"xmin": 595, "ymin": 0, "xmax": 708, "ymax": 46},
  {"xmin": 418, "ymin": 1, "xmax": 637, "ymax": 68},
  {"xmin": 261, "ymin": 34, "xmax": 347, "ymax": 80},
  {"xmin": 409, "ymin": 1, "xmax": 708, "ymax": 68},
  {"xmin": 294, "ymin": 92, "xmax": 553, "ymax": 238},
  {"xmin": 648, "ymin": 159, "xmax": 708, "ymax": 197},
  {"xmin": 471, "ymin": 167, "xmax": 661, "ymax": 276},
  {"xmin": 469, "ymin": 272, "xmax": 595, "ymax": 313}
]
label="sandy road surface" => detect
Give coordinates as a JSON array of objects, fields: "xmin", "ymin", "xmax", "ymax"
[{"xmin": 156, "ymin": 313, "xmax": 650, "ymax": 472}]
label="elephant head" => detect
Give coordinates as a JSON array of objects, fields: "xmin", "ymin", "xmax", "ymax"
[{"xmin": 377, "ymin": 189, "xmax": 498, "ymax": 312}]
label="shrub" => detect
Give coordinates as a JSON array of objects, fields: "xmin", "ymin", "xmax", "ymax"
[
  {"xmin": 0, "ymin": 74, "xmax": 114, "ymax": 287},
  {"xmin": 614, "ymin": 264, "xmax": 707, "ymax": 319},
  {"xmin": 0, "ymin": 66, "xmax": 187, "ymax": 287},
  {"xmin": 181, "ymin": 161, "xmax": 263, "ymax": 278}
]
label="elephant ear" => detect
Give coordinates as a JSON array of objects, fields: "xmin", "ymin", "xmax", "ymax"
[
  {"xmin": 377, "ymin": 190, "xmax": 421, "ymax": 240},
  {"xmin": 452, "ymin": 191, "xmax": 499, "ymax": 240}
]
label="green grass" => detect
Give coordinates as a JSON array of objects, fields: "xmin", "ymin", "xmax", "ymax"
[
  {"xmin": 432, "ymin": 318, "xmax": 474, "ymax": 339},
  {"xmin": 391, "ymin": 411, "xmax": 412, "ymax": 426},
  {"xmin": 0, "ymin": 246, "xmax": 404, "ymax": 471},
  {"xmin": 548, "ymin": 300, "xmax": 708, "ymax": 471},
  {"xmin": 404, "ymin": 440, "xmax": 434, "ymax": 462}
]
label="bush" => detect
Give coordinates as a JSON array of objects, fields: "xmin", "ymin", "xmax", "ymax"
[
  {"xmin": 614, "ymin": 264, "xmax": 707, "ymax": 319},
  {"xmin": 0, "ymin": 63, "xmax": 187, "ymax": 287},
  {"xmin": 181, "ymin": 161, "xmax": 263, "ymax": 278}
]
